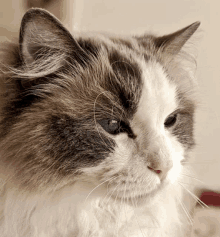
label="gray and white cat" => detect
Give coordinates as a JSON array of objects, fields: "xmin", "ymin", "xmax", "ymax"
[{"xmin": 0, "ymin": 8, "xmax": 200, "ymax": 237}]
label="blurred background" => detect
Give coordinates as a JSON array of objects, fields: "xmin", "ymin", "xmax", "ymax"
[{"xmin": 0, "ymin": 0, "xmax": 219, "ymax": 195}]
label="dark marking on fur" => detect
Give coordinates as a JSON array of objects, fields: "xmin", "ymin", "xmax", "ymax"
[
  {"xmin": 109, "ymin": 51, "xmax": 139, "ymax": 79},
  {"xmin": 77, "ymin": 38, "xmax": 100, "ymax": 59},
  {"xmin": 119, "ymin": 120, "xmax": 136, "ymax": 139},
  {"xmin": 107, "ymin": 50, "xmax": 142, "ymax": 117},
  {"xmin": 0, "ymin": 85, "xmax": 44, "ymax": 140},
  {"xmin": 111, "ymin": 38, "xmax": 151, "ymax": 62},
  {"xmin": 171, "ymin": 92, "xmax": 196, "ymax": 150},
  {"xmin": 67, "ymin": 38, "xmax": 101, "ymax": 69},
  {"xmin": 0, "ymin": 74, "xmax": 55, "ymax": 140},
  {"xmin": 46, "ymin": 115, "xmax": 115, "ymax": 171},
  {"xmin": 0, "ymin": 37, "xmax": 101, "ymax": 139},
  {"xmin": 172, "ymin": 112, "xmax": 195, "ymax": 149},
  {"xmin": 143, "ymin": 54, "xmax": 150, "ymax": 62}
]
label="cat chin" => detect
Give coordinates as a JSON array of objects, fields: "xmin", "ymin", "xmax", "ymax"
[
  {"xmin": 110, "ymin": 179, "xmax": 169, "ymax": 207},
  {"xmin": 111, "ymin": 194, "xmax": 157, "ymax": 207}
]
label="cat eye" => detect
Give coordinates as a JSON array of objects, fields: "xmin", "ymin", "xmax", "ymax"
[
  {"xmin": 164, "ymin": 114, "xmax": 177, "ymax": 128},
  {"xmin": 98, "ymin": 119, "xmax": 121, "ymax": 135}
]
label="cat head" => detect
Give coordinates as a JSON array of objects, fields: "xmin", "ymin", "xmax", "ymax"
[{"xmin": 0, "ymin": 9, "xmax": 200, "ymax": 203}]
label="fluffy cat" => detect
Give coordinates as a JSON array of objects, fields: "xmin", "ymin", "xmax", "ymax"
[{"xmin": 0, "ymin": 8, "xmax": 200, "ymax": 237}]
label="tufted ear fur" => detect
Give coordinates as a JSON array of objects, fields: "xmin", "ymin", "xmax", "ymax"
[
  {"xmin": 155, "ymin": 21, "xmax": 200, "ymax": 55},
  {"xmin": 19, "ymin": 8, "xmax": 85, "ymax": 65}
]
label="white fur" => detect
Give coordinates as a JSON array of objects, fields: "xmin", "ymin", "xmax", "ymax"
[{"xmin": 0, "ymin": 60, "xmax": 193, "ymax": 237}]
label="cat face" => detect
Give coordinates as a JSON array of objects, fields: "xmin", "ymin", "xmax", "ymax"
[
  {"xmin": 0, "ymin": 9, "xmax": 199, "ymax": 204},
  {"xmin": 80, "ymin": 60, "xmax": 193, "ymax": 204}
]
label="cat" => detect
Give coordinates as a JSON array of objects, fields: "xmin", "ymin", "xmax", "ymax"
[{"xmin": 0, "ymin": 8, "xmax": 200, "ymax": 237}]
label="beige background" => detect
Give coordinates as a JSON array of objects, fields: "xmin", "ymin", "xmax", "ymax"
[{"xmin": 0, "ymin": 0, "xmax": 219, "ymax": 191}]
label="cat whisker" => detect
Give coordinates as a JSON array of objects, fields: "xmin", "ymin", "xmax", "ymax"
[
  {"xmin": 84, "ymin": 176, "xmax": 117, "ymax": 203},
  {"xmin": 93, "ymin": 91, "xmax": 113, "ymax": 151},
  {"xmin": 94, "ymin": 91, "xmax": 114, "ymax": 149},
  {"xmin": 182, "ymin": 160, "xmax": 219, "ymax": 164},
  {"xmin": 93, "ymin": 90, "xmax": 121, "ymax": 151},
  {"xmin": 180, "ymin": 173, "xmax": 206, "ymax": 185},
  {"xmin": 178, "ymin": 182, "xmax": 209, "ymax": 209},
  {"xmin": 178, "ymin": 199, "xmax": 194, "ymax": 226},
  {"xmin": 102, "ymin": 180, "xmax": 122, "ymax": 207},
  {"xmin": 122, "ymin": 182, "xmax": 129, "ymax": 230},
  {"xmin": 113, "ymin": 182, "xmax": 122, "ymax": 206},
  {"xmin": 100, "ymin": 186, "xmax": 113, "ymax": 207},
  {"xmin": 173, "ymin": 187, "xmax": 194, "ymax": 225}
]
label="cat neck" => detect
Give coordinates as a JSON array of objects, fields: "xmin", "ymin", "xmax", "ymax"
[{"xmin": 0, "ymin": 181, "xmax": 192, "ymax": 237}]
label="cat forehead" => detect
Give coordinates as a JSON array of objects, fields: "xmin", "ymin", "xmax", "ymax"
[
  {"xmin": 135, "ymin": 61, "xmax": 177, "ymax": 126},
  {"xmin": 78, "ymin": 35, "xmax": 145, "ymax": 118},
  {"xmin": 65, "ymin": 35, "xmax": 181, "ymax": 122},
  {"xmin": 91, "ymin": 37, "xmax": 176, "ymax": 119}
]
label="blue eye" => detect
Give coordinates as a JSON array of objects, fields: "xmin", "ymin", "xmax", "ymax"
[{"xmin": 98, "ymin": 119, "xmax": 121, "ymax": 135}]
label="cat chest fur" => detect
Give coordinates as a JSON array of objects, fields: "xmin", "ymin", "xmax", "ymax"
[{"xmin": 1, "ymin": 182, "xmax": 185, "ymax": 237}]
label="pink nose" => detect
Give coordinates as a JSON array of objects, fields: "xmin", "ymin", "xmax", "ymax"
[{"xmin": 147, "ymin": 166, "xmax": 162, "ymax": 174}]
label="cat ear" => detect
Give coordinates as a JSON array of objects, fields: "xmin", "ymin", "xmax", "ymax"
[
  {"xmin": 19, "ymin": 8, "xmax": 83, "ymax": 65},
  {"xmin": 155, "ymin": 22, "xmax": 200, "ymax": 55}
]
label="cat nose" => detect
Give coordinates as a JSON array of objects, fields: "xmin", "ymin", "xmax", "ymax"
[
  {"xmin": 147, "ymin": 162, "xmax": 173, "ymax": 177},
  {"xmin": 147, "ymin": 166, "xmax": 162, "ymax": 174}
]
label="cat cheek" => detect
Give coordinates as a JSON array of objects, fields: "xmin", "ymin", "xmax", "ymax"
[
  {"xmin": 167, "ymin": 158, "xmax": 182, "ymax": 184},
  {"xmin": 167, "ymin": 143, "xmax": 184, "ymax": 184}
]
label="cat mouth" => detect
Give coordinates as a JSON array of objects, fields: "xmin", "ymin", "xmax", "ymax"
[
  {"xmin": 109, "ymin": 180, "xmax": 167, "ymax": 205},
  {"xmin": 110, "ymin": 191, "xmax": 156, "ymax": 207},
  {"xmin": 109, "ymin": 187, "xmax": 157, "ymax": 203}
]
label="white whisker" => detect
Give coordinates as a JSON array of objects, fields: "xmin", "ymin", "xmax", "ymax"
[
  {"xmin": 123, "ymin": 182, "xmax": 129, "ymax": 225},
  {"xmin": 180, "ymin": 173, "xmax": 206, "ymax": 185},
  {"xmin": 104, "ymin": 181, "xmax": 121, "ymax": 207},
  {"xmin": 84, "ymin": 176, "xmax": 116, "ymax": 203},
  {"xmin": 100, "ymin": 176, "xmax": 120, "ymax": 206},
  {"xmin": 178, "ymin": 182, "xmax": 209, "ymax": 208},
  {"xmin": 182, "ymin": 160, "xmax": 219, "ymax": 164},
  {"xmin": 174, "ymin": 187, "xmax": 194, "ymax": 225}
]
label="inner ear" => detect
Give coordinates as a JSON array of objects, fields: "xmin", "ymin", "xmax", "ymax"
[
  {"xmin": 154, "ymin": 21, "xmax": 200, "ymax": 55},
  {"xmin": 19, "ymin": 8, "xmax": 83, "ymax": 65}
]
